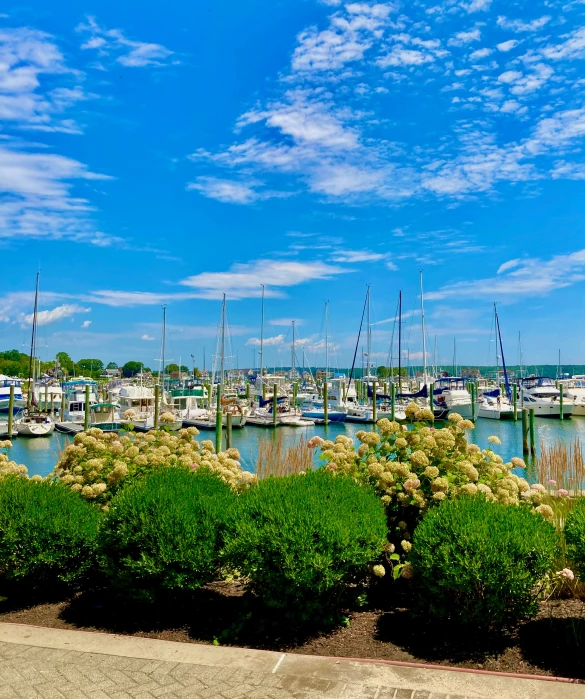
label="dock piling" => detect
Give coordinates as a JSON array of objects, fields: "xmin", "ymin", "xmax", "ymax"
[
  {"xmin": 273, "ymin": 384, "xmax": 278, "ymax": 428},
  {"xmin": 560, "ymin": 384, "xmax": 564, "ymax": 421},
  {"xmin": 471, "ymin": 383, "xmax": 476, "ymax": 422},
  {"xmin": 372, "ymin": 380, "xmax": 377, "ymax": 424},
  {"xmin": 215, "ymin": 386, "xmax": 223, "ymax": 454},
  {"xmin": 60, "ymin": 392, "xmax": 65, "ymax": 422},
  {"xmin": 529, "ymin": 408, "xmax": 536, "ymax": 456},
  {"xmin": 226, "ymin": 412, "xmax": 232, "ymax": 450},
  {"xmin": 391, "ymin": 382, "xmax": 395, "ymax": 422},
  {"xmin": 7, "ymin": 385, "xmax": 14, "ymax": 437},
  {"xmin": 522, "ymin": 408, "xmax": 529, "ymax": 455},
  {"xmin": 323, "ymin": 382, "xmax": 329, "ymax": 425},
  {"xmin": 513, "ymin": 384, "xmax": 518, "ymax": 421},
  {"xmin": 84, "ymin": 385, "xmax": 90, "ymax": 431},
  {"xmin": 154, "ymin": 385, "xmax": 160, "ymax": 429}
]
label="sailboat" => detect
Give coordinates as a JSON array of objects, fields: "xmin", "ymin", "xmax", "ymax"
[
  {"xmin": 186, "ymin": 295, "xmax": 248, "ymax": 429},
  {"xmin": 477, "ymin": 305, "xmax": 515, "ymax": 420},
  {"xmin": 16, "ymin": 273, "xmax": 55, "ymax": 437}
]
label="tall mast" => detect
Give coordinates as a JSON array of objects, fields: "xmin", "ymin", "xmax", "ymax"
[
  {"xmin": 419, "ymin": 271, "xmax": 428, "ymax": 390},
  {"xmin": 160, "ymin": 305, "xmax": 167, "ymax": 389},
  {"xmin": 325, "ymin": 301, "xmax": 329, "ymax": 382},
  {"xmin": 453, "ymin": 338, "xmax": 457, "ymax": 377},
  {"xmin": 495, "ymin": 304, "xmax": 511, "ymax": 401},
  {"xmin": 366, "ymin": 285, "xmax": 371, "ymax": 378},
  {"xmin": 291, "ymin": 320, "xmax": 296, "ymax": 380},
  {"xmin": 398, "ymin": 290, "xmax": 402, "ymax": 393},
  {"xmin": 433, "ymin": 335, "xmax": 438, "ymax": 377},
  {"xmin": 495, "ymin": 304, "xmax": 499, "ymax": 378},
  {"xmin": 219, "ymin": 294, "xmax": 226, "ymax": 389},
  {"xmin": 259, "ymin": 284, "xmax": 265, "ymax": 378},
  {"xmin": 27, "ymin": 271, "xmax": 40, "ymax": 410}
]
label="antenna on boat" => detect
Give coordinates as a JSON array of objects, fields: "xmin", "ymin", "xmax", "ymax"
[
  {"xmin": 27, "ymin": 271, "xmax": 40, "ymax": 410},
  {"xmin": 366, "ymin": 285, "xmax": 371, "ymax": 379}
]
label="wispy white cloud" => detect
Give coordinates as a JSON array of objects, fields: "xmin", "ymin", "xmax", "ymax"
[
  {"xmin": 330, "ymin": 249, "xmax": 387, "ymax": 262},
  {"xmin": 76, "ymin": 16, "xmax": 176, "ymax": 68},
  {"xmin": 448, "ymin": 28, "xmax": 481, "ymax": 46},
  {"xmin": 21, "ymin": 303, "xmax": 90, "ymax": 327},
  {"xmin": 180, "ymin": 258, "xmax": 349, "ymax": 300},
  {"xmin": 428, "ymin": 249, "xmax": 585, "ymax": 300},
  {"xmin": 246, "ymin": 334, "xmax": 285, "ymax": 347},
  {"xmin": 497, "ymin": 39, "xmax": 519, "ymax": 52},
  {"xmin": 141, "ymin": 334, "xmax": 155, "ymax": 341},
  {"xmin": 81, "ymin": 320, "xmax": 92, "ymax": 328},
  {"xmin": 186, "ymin": 177, "xmax": 288, "ymax": 204},
  {"xmin": 496, "ymin": 15, "xmax": 551, "ymax": 33},
  {"xmin": 269, "ymin": 317, "xmax": 304, "ymax": 326},
  {"xmin": 541, "ymin": 27, "xmax": 585, "ymax": 61}
]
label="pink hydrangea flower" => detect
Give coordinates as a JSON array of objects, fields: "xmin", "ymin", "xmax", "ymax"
[
  {"xmin": 558, "ymin": 489, "xmax": 569, "ymax": 497},
  {"xmin": 557, "ymin": 568, "xmax": 575, "ymax": 581},
  {"xmin": 307, "ymin": 436, "xmax": 325, "ymax": 449},
  {"xmin": 548, "ymin": 480, "xmax": 557, "ymax": 486}
]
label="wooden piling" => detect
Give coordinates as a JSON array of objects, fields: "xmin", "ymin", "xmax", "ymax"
[
  {"xmin": 372, "ymin": 380, "xmax": 377, "ymax": 424},
  {"xmin": 7, "ymin": 385, "xmax": 14, "ymax": 437},
  {"xmin": 391, "ymin": 382, "xmax": 395, "ymax": 422},
  {"xmin": 513, "ymin": 384, "xmax": 518, "ymax": 421},
  {"xmin": 323, "ymin": 382, "xmax": 329, "ymax": 425},
  {"xmin": 226, "ymin": 412, "xmax": 232, "ymax": 449},
  {"xmin": 522, "ymin": 408, "xmax": 529, "ymax": 454},
  {"xmin": 154, "ymin": 385, "xmax": 160, "ymax": 429},
  {"xmin": 61, "ymin": 392, "xmax": 66, "ymax": 422},
  {"xmin": 529, "ymin": 408, "xmax": 536, "ymax": 455},
  {"xmin": 273, "ymin": 384, "xmax": 278, "ymax": 428},
  {"xmin": 84, "ymin": 384, "xmax": 90, "ymax": 431},
  {"xmin": 560, "ymin": 384, "xmax": 564, "ymax": 421},
  {"xmin": 471, "ymin": 383, "xmax": 476, "ymax": 422},
  {"xmin": 215, "ymin": 386, "xmax": 222, "ymax": 454}
]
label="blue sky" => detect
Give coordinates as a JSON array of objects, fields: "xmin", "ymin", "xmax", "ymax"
[{"xmin": 1, "ymin": 0, "xmax": 585, "ymax": 371}]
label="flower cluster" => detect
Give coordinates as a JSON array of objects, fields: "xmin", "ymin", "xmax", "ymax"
[
  {"xmin": 53, "ymin": 427, "xmax": 256, "ymax": 505},
  {"xmin": 0, "ymin": 450, "xmax": 29, "ymax": 479},
  {"xmin": 313, "ymin": 413, "xmax": 547, "ymax": 554}
]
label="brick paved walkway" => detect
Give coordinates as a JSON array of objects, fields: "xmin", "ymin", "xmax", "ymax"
[{"xmin": 0, "ymin": 624, "xmax": 581, "ymax": 699}]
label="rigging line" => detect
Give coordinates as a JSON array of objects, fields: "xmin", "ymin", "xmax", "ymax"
[
  {"xmin": 348, "ymin": 288, "xmax": 369, "ymax": 391},
  {"xmin": 386, "ymin": 294, "xmax": 400, "ymax": 370}
]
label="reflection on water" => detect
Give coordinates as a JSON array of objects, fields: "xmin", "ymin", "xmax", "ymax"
[{"xmin": 4, "ymin": 416, "xmax": 585, "ymax": 479}]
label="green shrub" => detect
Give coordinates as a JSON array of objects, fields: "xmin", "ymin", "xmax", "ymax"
[
  {"xmin": 226, "ymin": 470, "xmax": 387, "ymax": 628},
  {"xmin": 564, "ymin": 498, "xmax": 585, "ymax": 578},
  {"xmin": 0, "ymin": 477, "xmax": 100, "ymax": 596},
  {"xmin": 411, "ymin": 497, "xmax": 558, "ymax": 630},
  {"xmin": 99, "ymin": 467, "xmax": 236, "ymax": 600}
]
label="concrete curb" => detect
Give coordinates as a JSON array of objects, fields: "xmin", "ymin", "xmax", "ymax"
[{"xmin": 0, "ymin": 622, "xmax": 583, "ymax": 699}]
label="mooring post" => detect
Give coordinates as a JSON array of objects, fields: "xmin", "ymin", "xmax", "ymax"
[
  {"xmin": 7, "ymin": 384, "xmax": 14, "ymax": 437},
  {"xmin": 154, "ymin": 385, "xmax": 160, "ymax": 429},
  {"xmin": 391, "ymin": 382, "xmax": 396, "ymax": 422},
  {"xmin": 226, "ymin": 412, "xmax": 232, "ymax": 450},
  {"xmin": 84, "ymin": 384, "xmax": 90, "ymax": 431},
  {"xmin": 560, "ymin": 383, "xmax": 564, "ymax": 421},
  {"xmin": 215, "ymin": 386, "xmax": 222, "ymax": 453},
  {"xmin": 273, "ymin": 384, "xmax": 278, "ymax": 428},
  {"xmin": 522, "ymin": 408, "xmax": 529, "ymax": 454},
  {"xmin": 513, "ymin": 384, "xmax": 518, "ymax": 421},
  {"xmin": 61, "ymin": 392, "xmax": 66, "ymax": 422},
  {"xmin": 44, "ymin": 384, "xmax": 49, "ymax": 413},
  {"xmin": 323, "ymin": 382, "xmax": 329, "ymax": 425},
  {"xmin": 471, "ymin": 383, "xmax": 476, "ymax": 422},
  {"xmin": 292, "ymin": 382, "xmax": 298, "ymax": 409},
  {"xmin": 372, "ymin": 380, "xmax": 377, "ymax": 424},
  {"xmin": 529, "ymin": 408, "xmax": 536, "ymax": 456}
]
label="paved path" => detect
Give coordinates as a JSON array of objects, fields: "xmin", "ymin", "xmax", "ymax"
[{"xmin": 0, "ymin": 623, "xmax": 582, "ymax": 699}]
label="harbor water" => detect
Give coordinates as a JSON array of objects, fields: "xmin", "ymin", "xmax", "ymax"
[{"xmin": 6, "ymin": 416, "xmax": 585, "ymax": 479}]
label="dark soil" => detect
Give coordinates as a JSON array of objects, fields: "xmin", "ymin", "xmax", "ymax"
[{"xmin": 1, "ymin": 584, "xmax": 584, "ymax": 680}]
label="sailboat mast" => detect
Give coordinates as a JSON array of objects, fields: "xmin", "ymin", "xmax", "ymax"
[
  {"xmin": 366, "ymin": 285, "xmax": 371, "ymax": 378},
  {"xmin": 325, "ymin": 301, "xmax": 329, "ymax": 382},
  {"xmin": 419, "ymin": 271, "xmax": 428, "ymax": 390},
  {"xmin": 259, "ymin": 284, "xmax": 265, "ymax": 379},
  {"xmin": 27, "ymin": 272, "xmax": 40, "ymax": 410},
  {"xmin": 398, "ymin": 291, "xmax": 402, "ymax": 393},
  {"xmin": 495, "ymin": 304, "xmax": 511, "ymax": 401},
  {"xmin": 291, "ymin": 320, "xmax": 296, "ymax": 380},
  {"xmin": 220, "ymin": 294, "xmax": 226, "ymax": 389},
  {"xmin": 453, "ymin": 338, "xmax": 457, "ymax": 377},
  {"xmin": 161, "ymin": 305, "xmax": 166, "ymax": 390}
]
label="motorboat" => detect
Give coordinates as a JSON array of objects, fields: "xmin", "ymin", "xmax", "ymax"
[
  {"xmin": 433, "ymin": 377, "xmax": 473, "ymax": 419},
  {"xmin": 561, "ymin": 376, "xmax": 585, "ymax": 417},
  {"xmin": 0, "ymin": 376, "xmax": 27, "ymax": 414},
  {"xmin": 517, "ymin": 377, "xmax": 575, "ymax": 418},
  {"xmin": 477, "ymin": 389, "xmax": 515, "ymax": 420},
  {"xmin": 62, "ymin": 378, "xmax": 99, "ymax": 422}
]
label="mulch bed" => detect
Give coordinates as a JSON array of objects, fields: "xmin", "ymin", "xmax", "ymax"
[{"xmin": 1, "ymin": 583, "xmax": 584, "ymax": 680}]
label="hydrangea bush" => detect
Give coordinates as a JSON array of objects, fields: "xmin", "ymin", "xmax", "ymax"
[
  {"xmin": 0, "ymin": 442, "xmax": 43, "ymax": 481},
  {"xmin": 53, "ymin": 427, "xmax": 256, "ymax": 505},
  {"xmin": 312, "ymin": 410, "xmax": 548, "ymax": 557}
]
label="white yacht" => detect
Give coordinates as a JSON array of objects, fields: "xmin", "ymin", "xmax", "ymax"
[
  {"xmin": 561, "ymin": 376, "xmax": 585, "ymax": 417},
  {"xmin": 62, "ymin": 378, "xmax": 99, "ymax": 422},
  {"xmin": 0, "ymin": 376, "xmax": 26, "ymax": 414},
  {"xmin": 116, "ymin": 385, "xmax": 156, "ymax": 425},
  {"xmin": 16, "ymin": 413, "xmax": 55, "ymax": 437},
  {"xmin": 518, "ymin": 377, "xmax": 575, "ymax": 418},
  {"xmin": 433, "ymin": 377, "xmax": 473, "ymax": 419},
  {"xmin": 477, "ymin": 389, "xmax": 515, "ymax": 420}
]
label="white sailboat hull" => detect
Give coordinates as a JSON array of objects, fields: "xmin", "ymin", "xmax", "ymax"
[{"xmin": 16, "ymin": 417, "xmax": 55, "ymax": 437}]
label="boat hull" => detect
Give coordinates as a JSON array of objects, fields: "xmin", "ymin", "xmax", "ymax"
[
  {"xmin": 301, "ymin": 410, "xmax": 346, "ymax": 423},
  {"xmin": 16, "ymin": 419, "xmax": 55, "ymax": 437},
  {"xmin": 477, "ymin": 407, "xmax": 516, "ymax": 420},
  {"xmin": 0, "ymin": 398, "xmax": 27, "ymax": 414},
  {"xmin": 521, "ymin": 402, "xmax": 574, "ymax": 418}
]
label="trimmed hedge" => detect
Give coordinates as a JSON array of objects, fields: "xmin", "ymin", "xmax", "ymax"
[
  {"xmin": 225, "ymin": 470, "xmax": 387, "ymax": 627},
  {"xmin": 412, "ymin": 496, "xmax": 558, "ymax": 630},
  {"xmin": 0, "ymin": 477, "xmax": 100, "ymax": 596},
  {"xmin": 564, "ymin": 498, "xmax": 585, "ymax": 579},
  {"xmin": 98, "ymin": 467, "xmax": 236, "ymax": 600}
]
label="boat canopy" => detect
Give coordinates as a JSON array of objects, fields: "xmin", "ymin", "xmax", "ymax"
[
  {"xmin": 259, "ymin": 395, "xmax": 288, "ymax": 407},
  {"xmin": 482, "ymin": 389, "xmax": 501, "ymax": 398},
  {"xmin": 368, "ymin": 385, "xmax": 429, "ymax": 400}
]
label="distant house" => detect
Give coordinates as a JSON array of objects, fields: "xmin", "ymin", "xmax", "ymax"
[{"xmin": 100, "ymin": 368, "xmax": 122, "ymax": 379}]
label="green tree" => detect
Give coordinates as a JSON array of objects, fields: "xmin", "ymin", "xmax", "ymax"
[
  {"xmin": 165, "ymin": 363, "xmax": 180, "ymax": 373},
  {"xmin": 56, "ymin": 352, "xmax": 74, "ymax": 376},
  {"xmin": 76, "ymin": 359, "xmax": 104, "ymax": 376},
  {"xmin": 122, "ymin": 361, "xmax": 144, "ymax": 378},
  {"xmin": 106, "ymin": 362, "xmax": 118, "ymax": 370},
  {"xmin": 377, "ymin": 366, "xmax": 389, "ymax": 379},
  {"xmin": 180, "ymin": 365, "xmax": 189, "ymax": 373}
]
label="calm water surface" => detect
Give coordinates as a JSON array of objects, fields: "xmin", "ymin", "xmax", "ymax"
[{"xmin": 5, "ymin": 417, "xmax": 585, "ymax": 479}]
